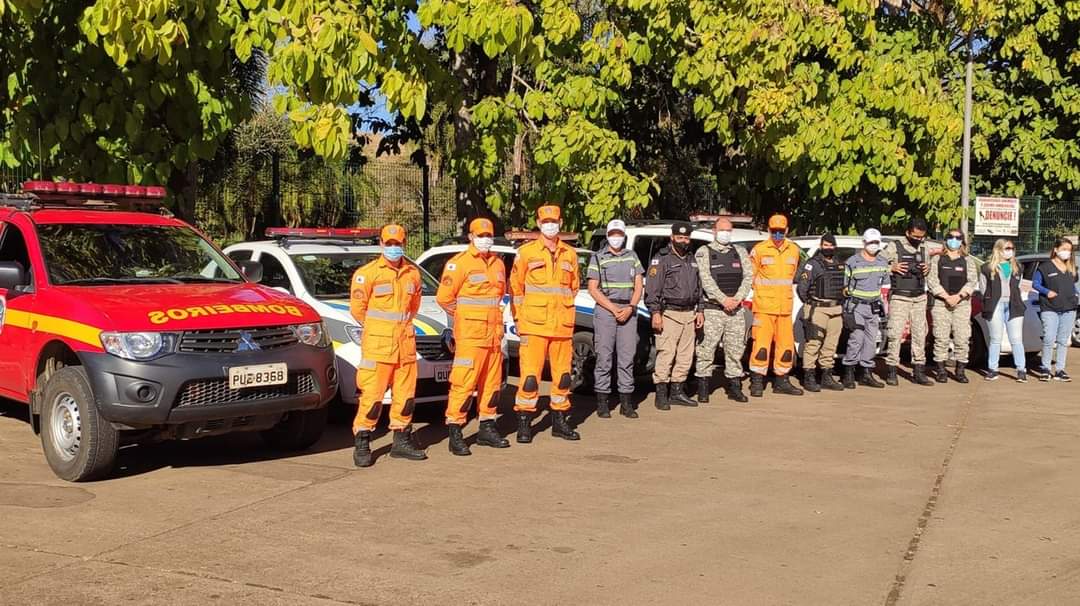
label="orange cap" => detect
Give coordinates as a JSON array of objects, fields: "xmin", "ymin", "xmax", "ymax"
[
  {"xmin": 469, "ymin": 217, "xmax": 495, "ymax": 236},
  {"xmin": 380, "ymin": 224, "xmax": 406, "ymax": 243},
  {"xmin": 537, "ymin": 204, "xmax": 561, "ymax": 222},
  {"xmin": 767, "ymin": 214, "xmax": 788, "ymax": 230}
]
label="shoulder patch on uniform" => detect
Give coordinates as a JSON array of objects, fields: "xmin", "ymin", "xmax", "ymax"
[
  {"xmin": 355, "ymin": 275, "xmax": 365, "ymax": 284},
  {"xmin": 441, "ymin": 276, "xmax": 453, "ymax": 286},
  {"xmin": 805, "ymin": 263, "xmax": 814, "ymax": 271},
  {"xmin": 648, "ymin": 267, "xmax": 658, "ymax": 277},
  {"xmin": 446, "ymin": 262, "xmax": 456, "ymax": 271},
  {"xmin": 650, "ymin": 259, "xmax": 659, "ymax": 265}
]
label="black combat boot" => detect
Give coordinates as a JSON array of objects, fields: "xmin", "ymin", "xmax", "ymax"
[
  {"xmin": 955, "ymin": 362, "xmax": 969, "ymax": 384},
  {"xmin": 618, "ymin": 393, "xmax": 638, "ymax": 418},
  {"xmin": 696, "ymin": 377, "xmax": 711, "ymax": 403},
  {"xmin": 912, "ymin": 364, "xmax": 934, "ymax": 386},
  {"xmin": 352, "ymin": 430, "xmax": 373, "ymax": 468},
  {"xmin": 935, "ymin": 361, "xmax": 948, "ymax": 383},
  {"xmin": 749, "ymin": 373, "xmax": 765, "ymax": 398},
  {"xmin": 551, "ymin": 410, "xmax": 580, "ymax": 441},
  {"xmin": 857, "ymin": 367, "xmax": 885, "ymax": 389},
  {"xmin": 773, "ymin": 375, "xmax": 804, "ymax": 396},
  {"xmin": 842, "ymin": 365, "xmax": 857, "ymax": 389},
  {"xmin": 802, "ymin": 369, "xmax": 821, "ymax": 393},
  {"xmin": 668, "ymin": 382, "xmax": 698, "ymax": 406},
  {"xmin": 820, "ymin": 369, "xmax": 844, "ymax": 391},
  {"xmin": 595, "ymin": 393, "xmax": 611, "ymax": 418},
  {"xmin": 516, "ymin": 412, "xmax": 533, "ymax": 444},
  {"xmin": 447, "ymin": 424, "xmax": 471, "ymax": 456},
  {"xmin": 885, "ymin": 365, "xmax": 899, "ymax": 386},
  {"xmin": 654, "ymin": 383, "xmax": 671, "ymax": 410},
  {"xmin": 389, "ymin": 426, "xmax": 427, "ymax": 461},
  {"xmin": 726, "ymin": 378, "xmax": 749, "ymax": 403},
  {"xmin": 476, "ymin": 419, "xmax": 510, "ymax": 448}
]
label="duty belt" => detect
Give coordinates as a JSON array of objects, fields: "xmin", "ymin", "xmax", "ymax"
[
  {"xmin": 703, "ymin": 299, "xmax": 737, "ymax": 310},
  {"xmin": 664, "ymin": 303, "xmax": 696, "ymax": 312},
  {"xmin": 809, "ymin": 297, "xmax": 841, "ymax": 306},
  {"xmin": 891, "ymin": 289, "xmax": 925, "ymax": 297},
  {"xmin": 607, "ymin": 299, "xmax": 631, "ymax": 305}
]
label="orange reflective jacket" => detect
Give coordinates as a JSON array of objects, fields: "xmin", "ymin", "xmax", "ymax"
[
  {"xmin": 436, "ymin": 245, "xmax": 506, "ymax": 349},
  {"xmin": 749, "ymin": 239, "xmax": 801, "ymax": 315},
  {"xmin": 350, "ymin": 256, "xmax": 422, "ymax": 364},
  {"xmin": 510, "ymin": 237, "xmax": 580, "ymax": 338}
]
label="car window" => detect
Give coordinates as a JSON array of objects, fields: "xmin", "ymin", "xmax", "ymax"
[
  {"xmin": 834, "ymin": 247, "xmax": 861, "ymax": 265},
  {"xmin": 259, "ymin": 253, "xmax": 292, "ymax": 292},
  {"xmin": 420, "ymin": 252, "xmax": 452, "ymax": 281},
  {"xmin": 227, "ymin": 249, "xmax": 253, "ymax": 262},
  {"xmin": 589, "ymin": 232, "xmax": 606, "ymax": 251},
  {"xmin": 1021, "ymin": 260, "xmax": 1039, "ymax": 280},
  {"xmin": 633, "ymin": 235, "xmax": 661, "ymax": 266},
  {"xmin": 291, "ymin": 252, "xmax": 439, "ymax": 298},
  {"xmin": 0, "ymin": 222, "xmax": 33, "ymax": 287}
]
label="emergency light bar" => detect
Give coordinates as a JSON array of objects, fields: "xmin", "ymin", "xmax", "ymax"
[
  {"xmin": 688, "ymin": 213, "xmax": 755, "ymax": 226},
  {"xmin": 8, "ymin": 180, "xmax": 169, "ymax": 212},
  {"xmin": 505, "ymin": 230, "xmax": 579, "ymax": 242},
  {"xmin": 266, "ymin": 227, "xmax": 380, "ymax": 240}
]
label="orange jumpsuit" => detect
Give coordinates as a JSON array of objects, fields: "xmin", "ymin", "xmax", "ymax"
[
  {"xmin": 436, "ymin": 245, "xmax": 507, "ymax": 426},
  {"xmin": 510, "ymin": 237, "xmax": 580, "ymax": 412},
  {"xmin": 748, "ymin": 239, "xmax": 801, "ymax": 376},
  {"xmin": 350, "ymin": 256, "xmax": 422, "ymax": 434}
]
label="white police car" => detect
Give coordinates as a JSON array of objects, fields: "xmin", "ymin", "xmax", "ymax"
[{"xmin": 224, "ymin": 228, "xmax": 457, "ymax": 407}]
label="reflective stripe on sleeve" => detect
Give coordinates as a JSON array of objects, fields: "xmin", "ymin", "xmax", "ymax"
[{"xmin": 453, "ymin": 358, "xmax": 473, "ymax": 367}]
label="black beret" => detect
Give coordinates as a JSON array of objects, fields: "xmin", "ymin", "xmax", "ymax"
[{"xmin": 671, "ymin": 221, "xmax": 692, "ymax": 236}]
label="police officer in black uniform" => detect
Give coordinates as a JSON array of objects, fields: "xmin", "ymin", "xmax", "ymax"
[
  {"xmin": 646, "ymin": 221, "xmax": 705, "ymax": 409},
  {"xmin": 795, "ymin": 234, "xmax": 847, "ymax": 392}
]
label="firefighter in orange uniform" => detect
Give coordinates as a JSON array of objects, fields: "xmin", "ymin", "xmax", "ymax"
[
  {"xmin": 436, "ymin": 217, "xmax": 511, "ymax": 456},
  {"xmin": 747, "ymin": 214, "xmax": 804, "ymax": 397},
  {"xmin": 510, "ymin": 204, "xmax": 581, "ymax": 443},
  {"xmin": 350, "ymin": 224, "xmax": 426, "ymax": 467}
]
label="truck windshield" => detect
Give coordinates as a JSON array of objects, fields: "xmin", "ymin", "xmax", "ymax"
[
  {"xmin": 37, "ymin": 224, "xmax": 242, "ymax": 285},
  {"xmin": 290, "ymin": 252, "xmax": 438, "ymax": 299}
]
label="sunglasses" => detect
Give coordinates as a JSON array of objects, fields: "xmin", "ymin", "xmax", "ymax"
[{"xmin": 1003, "ymin": 247, "xmax": 1014, "ymax": 251}]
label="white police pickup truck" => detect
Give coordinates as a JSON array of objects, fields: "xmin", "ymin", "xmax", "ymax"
[{"xmin": 225, "ymin": 228, "xmax": 461, "ymax": 407}]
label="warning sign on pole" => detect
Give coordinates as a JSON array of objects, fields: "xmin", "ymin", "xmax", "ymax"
[{"xmin": 974, "ymin": 196, "xmax": 1020, "ymax": 236}]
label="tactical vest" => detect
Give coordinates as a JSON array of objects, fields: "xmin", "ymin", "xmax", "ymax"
[
  {"xmin": 812, "ymin": 259, "xmax": 845, "ymax": 301},
  {"xmin": 937, "ymin": 255, "xmax": 968, "ymax": 295},
  {"xmin": 708, "ymin": 246, "xmax": 743, "ymax": 297},
  {"xmin": 891, "ymin": 244, "xmax": 926, "ymax": 295}
]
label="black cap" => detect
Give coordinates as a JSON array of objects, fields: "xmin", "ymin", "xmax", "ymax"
[
  {"xmin": 671, "ymin": 221, "xmax": 692, "ymax": 236},
  {"xmin": 821, "ymin": 233, "xmax": 837, "ymax": 246}
]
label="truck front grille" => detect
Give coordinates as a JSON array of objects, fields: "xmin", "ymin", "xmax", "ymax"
[
  {"xmin": 416, "ymin": 336, "xmax": 452, "ymax": 361},
  {"xmin": 178, "ymin": 326, "xmax": 299, "ymax": 353},
  {"xmin": 174, "ymin": 373, "xmax": 316, "ymax": 408}
]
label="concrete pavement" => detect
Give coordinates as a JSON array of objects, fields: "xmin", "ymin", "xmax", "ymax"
[{"xmin": 1, "ymin": 372, "xmax": 1078, "ymax": 605}]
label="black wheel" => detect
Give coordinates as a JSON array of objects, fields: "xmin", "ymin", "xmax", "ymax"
[
  {"xmin": 39, "ymin": 367, "xmax": 119, "ymax": 482},
  {"xmin": 968, "ymin": 323, "xmax": 988, "ymax": 370},
  {"xmin": 571, "ymin": 331, "xmax": 596, "ymax": 393},
  {"xmin": 261, "ymin": 406, "xmax": 328, "ymax": 451}
]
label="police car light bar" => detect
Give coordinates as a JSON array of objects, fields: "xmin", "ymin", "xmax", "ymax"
[
  {"xmin": 505, "ymin": 231, "xmax": 579, "ymax": 242},
  {"xmin": 265, "ymin": 227, "xmax": 381, "ymax": 240},
  {"xmin": 688, "ymin": 213, "xmax": 756, "ymax": 226}
]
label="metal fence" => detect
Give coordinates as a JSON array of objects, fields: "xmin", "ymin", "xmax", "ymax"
[{"xmin": 969, "ymin": 196, "xmax": 1080, "ymax": 258}]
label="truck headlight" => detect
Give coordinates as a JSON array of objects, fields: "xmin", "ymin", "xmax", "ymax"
[
  {"xmin": 100, "ymin": 332, "xmax": 176, "ymax": 361},
  {"xmin": 293, "ymin": 322, "xmax": 328, "ymax": 347},
  {"xmin": 345, "ymin": 324, "xmax": 363, "ymax": 345}
]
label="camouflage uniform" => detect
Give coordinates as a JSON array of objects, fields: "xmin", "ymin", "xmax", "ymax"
[
  {"xmin": 881, "ymin": 239, "xmax": 931, "ymax": 367},
  {"xmin": 927, "ymin": 253, "xmax": 979, "ymax": 365},
  {"xmin": 695, "ymin": 241, "xmax": 753, "ymax": 380}
]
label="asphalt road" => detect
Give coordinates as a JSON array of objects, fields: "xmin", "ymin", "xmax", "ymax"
[{"xmin": 2, "ymin": 371, "xmax": 1078, "ymax": 605}]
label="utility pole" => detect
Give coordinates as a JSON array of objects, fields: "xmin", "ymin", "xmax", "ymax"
[{"xmin": 960, "ymin": 34, "xmax": 974, "ymax": 238}]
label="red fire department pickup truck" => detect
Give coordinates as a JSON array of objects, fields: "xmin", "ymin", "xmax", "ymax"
[{"xmin": 0, "ymin": 182, "xmax": 337, "ymax": 481}]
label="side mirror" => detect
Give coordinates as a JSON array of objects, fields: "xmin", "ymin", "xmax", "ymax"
[
  {"xmin": 237, "ymin": 260, "xmax": 264, "ymax": 283},
  {"xmin": 0, "ymin": 261, "xmax": 27, "ymax": 292}
]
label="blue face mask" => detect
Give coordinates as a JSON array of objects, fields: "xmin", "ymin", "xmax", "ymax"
[
  {"xmin": 383, "ymin": 246, "xmax": 404, "ymax": 262},
  {"xmin": 946, "ymin": 238, "xmax": 962, "ymax": 251},
  {"xmin": 770, "ymin": 230, "xmax": 785, "ymax": 243}
]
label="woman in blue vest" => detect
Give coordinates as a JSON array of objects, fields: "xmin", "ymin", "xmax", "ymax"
[
  {"xmin": 1031, "ymin": 238, "xmax": 1078, "ymax": 382},
  {"xmin": 978, "ymin": 239, "xmax": 1026, "ymax": 382}
]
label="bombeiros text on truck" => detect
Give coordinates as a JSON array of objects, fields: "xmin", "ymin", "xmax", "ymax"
[{"xmin": 0, "ymin": 181, "xmax": 338, "ymax": 481}]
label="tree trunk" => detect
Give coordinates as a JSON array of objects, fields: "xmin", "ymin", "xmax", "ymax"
[{"xmin": 451, "ymin": 46, "xmax": 502, "ymax": 235}]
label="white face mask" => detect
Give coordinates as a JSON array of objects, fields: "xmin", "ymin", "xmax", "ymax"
[
  {"xmin": 1057, "ymin": 249, "xmax": 1073, "ymax": 261},
  {"xmin": 1003, "ymin": 249, "xmax": 1014, "ymax": 260},
  {"xmin": 473, "ymin": 236, "xmax": 494, "ymax": 252},
  {"xmin": 607, "ymin": 235, "xmax": 625, "ymax": 250},
  {"xmin": 865, "ymin": 243, "xmax": 881, "ymax": 255},
  {"xmin": 715, "ymin": 230, "xmax": 732, "ymax": 245},
  {"xmin": 540, "ymin": 222, "xmax": 560, "ymax": 238}
]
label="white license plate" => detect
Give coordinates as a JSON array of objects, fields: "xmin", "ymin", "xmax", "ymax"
[
  {"xmin": 434, "ymin": 364, "xmax": 451, "ymax": 382},
  {"xmin": 228, "ymin": 363, "xmax": 287, "ymax": 389}
]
